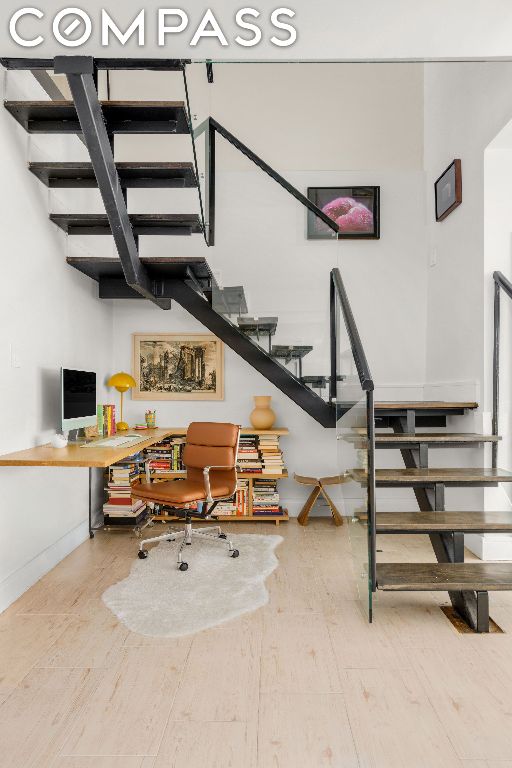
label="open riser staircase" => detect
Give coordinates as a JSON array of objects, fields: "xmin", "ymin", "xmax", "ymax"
[{"xmin": 4, "ymin": 55, "xmax": 512, "ymax": 633}]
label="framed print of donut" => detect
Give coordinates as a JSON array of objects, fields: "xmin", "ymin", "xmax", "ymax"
[{"xmin": 307, "ymin": 186, "xmax": 380, "ymax": 240}]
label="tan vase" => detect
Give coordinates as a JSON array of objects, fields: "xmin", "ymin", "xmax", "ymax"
[{"xmin": 250, "ymin": 396, "xmax": 276, "ymax": 430}]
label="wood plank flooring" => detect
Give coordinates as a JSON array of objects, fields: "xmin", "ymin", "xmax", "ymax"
[{"xmin": 1, "ymin": 521, "xmax": 512, "ymax": 766}]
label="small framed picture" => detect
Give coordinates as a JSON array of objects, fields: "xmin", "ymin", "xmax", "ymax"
[
  {"xmin": 307, "ymin": 186, "xmax": 380, "ymax": 240},
  {"xmin": 435, "ymin": 159, "xmax": 462, "ymax": 221},
  {"xmin": 132, "ymin": 333, "xmax": 224, "ymax": 401}
]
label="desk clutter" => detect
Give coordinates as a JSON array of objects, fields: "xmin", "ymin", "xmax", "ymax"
[{"xmin": 101, "ymin": 428, "xmax": 289, "ymax": 532}]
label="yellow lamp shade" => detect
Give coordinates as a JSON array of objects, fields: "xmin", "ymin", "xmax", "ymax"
[
  {"xmin": 108, "ymin": 372, "xmax": 136, "ymax": 393},
  {"xmin": 107, "ymin": 372, "xmax": 136, "ymax": 431}
]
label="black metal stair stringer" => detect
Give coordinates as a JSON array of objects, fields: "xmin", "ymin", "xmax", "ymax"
[
  {"xmin": 53, "ymin": 55, "xmax": 171, "ymax": 311},
  {"xmin": 167, "ymin": 279, "xmax": 336, "ymax": 428}
]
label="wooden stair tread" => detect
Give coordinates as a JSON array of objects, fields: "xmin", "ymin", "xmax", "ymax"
[
  {"xmin": 4, "ymin": 100, "xmax": 190, "ymax": 134},
  {"xmin": 377, "ymin": 562, "xmax": 512, "ymax": 591},
  {"xmin": 376, "ymin": 511, "xmax": 512, "ymax": 533},
  {"xmin": 271, "ymin": 345, "xmax": 313, "ymax": 359},
  {"xmin": 29, "ymin": 161, "xmax": 197, "ymax": 188},
  {"xmin": 238, "ymin": 317, "xmax": 278, "ymax": 334},
  {"xmin": 375, "ymin": 432, "xmax": 499, "ymax": 444},
  {"xmin": 212, "ymin": 286, "xmax": 248, "ymax": 315},
  {"xmin": 375, "ymin": 401, "xmax": 478, "ymax": 411},
  {"xmin": 66, "ymin": 256, "xmax": 214, "ymax": 289},
  {"xmin": 52, "ymin": 213, "xmax": 202, "ymax": 235},
  {"xmin": 376, "ymin": 467, "xmax": 512, "ymax": 483}
]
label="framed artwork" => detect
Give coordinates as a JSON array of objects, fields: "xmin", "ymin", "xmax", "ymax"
[
  {"xmin": 307, "ymin": 186, "xmax": 380, "ymax": 240},
  {"xmin": 132, "ymin": 333, "xmax": 224, "ymax": 401},
  {"xmin": 435, "ymin": 159, "xmax": 462, "ymax": 221}
]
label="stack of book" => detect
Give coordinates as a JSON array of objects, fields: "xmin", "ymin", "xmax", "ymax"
[
  {"xmin": 97, "ymin": 404, "xmax": 116, "ymax": 437},
  {"xmin": 237, "ymin": 434, "xmax": 262, "ymax": 473},
  {"xmin": 258, "ymin": 434, "xmax": 285, "ymax": 474},
  {"xmin": 214, "ymin": 478, "xmax": 250, "ymax": 516},
  {"xmin": 103, "ymin": 452, "xmax": 146, "ymax": 525},
  {"xmin": 145, "ymin": 437, "xmax": 186, "ymax": 475},
  {"xmin": 252, "ymin": 478, "xmax": 281, "ymax": 516}
]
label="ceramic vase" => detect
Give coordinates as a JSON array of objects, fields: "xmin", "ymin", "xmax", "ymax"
[{"xmin": 250, "ymin": 396, "xmax": 276, "ymax": 430}]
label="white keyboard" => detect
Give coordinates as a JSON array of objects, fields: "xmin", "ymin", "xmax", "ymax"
[{"xmin": 80, "ymin": 435, "xmax": 145, "ymax": 448}]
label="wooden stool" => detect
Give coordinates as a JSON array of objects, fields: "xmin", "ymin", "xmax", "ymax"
[{"xmin": 294, "ymin": 473, "xmax": 345, "ymax": 526}]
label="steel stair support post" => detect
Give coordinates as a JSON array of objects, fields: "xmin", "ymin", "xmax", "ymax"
[
  {"xmin": 393, "ymin": 416, "xmax": 490, "ymax": 632},
  {"xmin": 207, "ymin": 118, "xmax": 215, "ymax": 246},
  {"xmin": 53, "ymin": 55, "xmax": 170, "ymax": 311},
  {"xmin": 492, "ymin": 280, "xmax": 500, "ymax": 469}
]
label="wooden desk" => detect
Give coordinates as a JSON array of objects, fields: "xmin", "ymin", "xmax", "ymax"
[
  {"xmin": 0, "ymin": 428, "xmax": 177, "ymax": 468},
  {"xmin": 0, "ymin": 427, "xmax": 290, "ymax": 534}
]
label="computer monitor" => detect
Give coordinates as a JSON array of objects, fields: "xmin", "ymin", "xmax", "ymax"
[{"xmin": 61, "ymin": 368, "xmax": 97, "ymax": 433}]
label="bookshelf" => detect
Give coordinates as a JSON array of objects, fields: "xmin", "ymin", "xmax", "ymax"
[{"xmin": 105, "ymin": 428, "xmax": 289, "ymax": 528}]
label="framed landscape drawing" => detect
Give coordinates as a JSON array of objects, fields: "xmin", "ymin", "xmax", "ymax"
[
  {"xmin": 132, "ymin": 333, "xmax": 224, "ymax": 401},
  {"xmin": 307, "ymin": 186, "xmax": 380, "ymax": 239},
  {"xmin": 435, "ymin": 159, "xmax": 462, "ymax": 221}
]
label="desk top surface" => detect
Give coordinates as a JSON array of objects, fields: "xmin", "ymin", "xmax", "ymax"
[{"xmin": 0, "ymin": 427, "xmax": 289, "ymax": 468}]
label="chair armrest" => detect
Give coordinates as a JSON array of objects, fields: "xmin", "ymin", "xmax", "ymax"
[{"xmin": 203, "ymin": 464, "xmax": 235, "ymax": 503}]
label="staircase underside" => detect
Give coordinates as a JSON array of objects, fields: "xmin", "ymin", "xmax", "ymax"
[{"xmin": 30, "ymin": 161, "xmax": 197, "ymax": 189}]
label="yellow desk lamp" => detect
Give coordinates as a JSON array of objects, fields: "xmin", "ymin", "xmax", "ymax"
[{"xmin": 107, "ymin": 372, "xmax": 136, "ymax": 431}]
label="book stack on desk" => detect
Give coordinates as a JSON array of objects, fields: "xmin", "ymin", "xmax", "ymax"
[{"xmin": 103, "ymin": 453, "xmax": 146, "ymax": 525}]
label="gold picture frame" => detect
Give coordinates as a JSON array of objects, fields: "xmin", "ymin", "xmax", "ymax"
[{"xmin": 132, "ymin": 333, "xmax": 224, "ymax": 401}]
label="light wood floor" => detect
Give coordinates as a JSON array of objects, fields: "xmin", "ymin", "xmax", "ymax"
[{"xmin": 1, "ymin": 520, "xmax": 512, "ymax": 767}]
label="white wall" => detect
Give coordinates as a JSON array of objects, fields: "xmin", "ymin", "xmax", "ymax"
[
  {"xmin": 422, "ymin": 63, "xmax": 512, "ymax": 556},
  {"xmin": 0, "ymin": 71, "xmax": 114, "ymax": 611},
  {"xmin": 109, "ymin": 63, "xmax": 427, "ymax": 516}
]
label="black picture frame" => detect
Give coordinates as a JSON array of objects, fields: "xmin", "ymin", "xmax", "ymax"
[
  {"xmin": 307, "ymin": 186, "xmax": 380, "ymax": 240},
  {"xmin": 435, "ymin": 159, "xmax": 462, "ymax": 221}
]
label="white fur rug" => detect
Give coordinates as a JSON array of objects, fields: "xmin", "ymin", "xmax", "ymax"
[{"xmin": 102, "ymin": 533, "xmax": 282, "ymax": 638}]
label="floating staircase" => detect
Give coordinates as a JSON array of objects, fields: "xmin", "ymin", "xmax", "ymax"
[
  {"xmin": 348, "ymin": 400, "xmax": 512, "ymax": 632},
  {"xmin": 5, "ymin": 57, "xmax": 512, "ymax": 632},
  {"xmin": 2, "ymin": 59, "xmax": 335, "ymax": 426}
]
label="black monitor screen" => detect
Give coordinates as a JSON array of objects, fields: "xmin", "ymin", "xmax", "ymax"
[{"xmin": 62, "ymin": 369, "xmax": 96, "ymax": 419}]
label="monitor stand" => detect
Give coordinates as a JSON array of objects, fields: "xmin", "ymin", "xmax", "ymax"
[{"xmin": 67, "ymin": 427, "xmax": 90, "ymax": 444}]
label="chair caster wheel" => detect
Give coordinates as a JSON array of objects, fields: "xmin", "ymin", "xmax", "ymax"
[
  {"xmin": 179, "ymin": 562, "xmax": 189, "ymax": 571},
  {"xmin": 89, "ymin": 532, "xmax": 95, "ymax": 539},
  {"xmin": 138, "ymin": 549, "xmax": 148, "ymax": 559},
  {"xmin": 218, "ymin": 533, "xmax": 227, "ymax": 539},
  {"xmin": 231, "ymin": 549, "xmax": 239, "ymax": 558}
]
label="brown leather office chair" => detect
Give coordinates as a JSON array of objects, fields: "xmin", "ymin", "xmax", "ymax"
[{"xmin": 132, "ymin": 422, "xmax": 241, "ymax": 570}]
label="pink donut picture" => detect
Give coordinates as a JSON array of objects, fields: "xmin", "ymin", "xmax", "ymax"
[{"xmin": 307, "ymin": 187, "xmax": 379, "ymax": 239}]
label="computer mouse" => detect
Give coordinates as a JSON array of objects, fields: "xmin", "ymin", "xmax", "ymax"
[{"xmin": 51, "ymin": 433, "xmax": 68, "ymax": 448}]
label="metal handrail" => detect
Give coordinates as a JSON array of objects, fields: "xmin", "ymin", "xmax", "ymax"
[
  {"xmin": 330, "ymin": 268, "xmax": 374, "ymax": 397},
  {"xmin": 492, "ymin": 271, "xmax": 512, "ymax": 467},
  {"xmin": 194, "ymin": 116, "xmax": 340, "ymax": 245}
]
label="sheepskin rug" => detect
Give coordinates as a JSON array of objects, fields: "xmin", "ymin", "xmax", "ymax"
[{"xmin": 102, "ymin": 533, "xmax": 282, "ymax": 637}]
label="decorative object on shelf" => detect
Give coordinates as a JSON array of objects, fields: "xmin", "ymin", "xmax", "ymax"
[
  {"xmin": 307, "ymin": 186, "xmax": 380, "ymax": 240},
  {"xmin": 435, "ymin": 159, "xmax": 462, "ymax": 221},
  {"xmin": 107, "ymin": 372, "xmax": 136, "ymax": 431},
  {"xmin": 250, "ymin": 395, "xmax": 276, "ymax": 430},
  {"xmin": 294, "ymin": 473, "xmax": 345, "ymax": 526},
  {"xmin": 132, "ymin": 333, "xmax": 224, "ymax": 401},
  {"xmin": 145, "ymin": 410, "xmax": 156, "ymax": 428}
]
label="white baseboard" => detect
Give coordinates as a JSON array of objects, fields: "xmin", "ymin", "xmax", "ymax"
[{"xmin": 0, "ymin": 521, "xmax": 89, "ymax": 613}]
